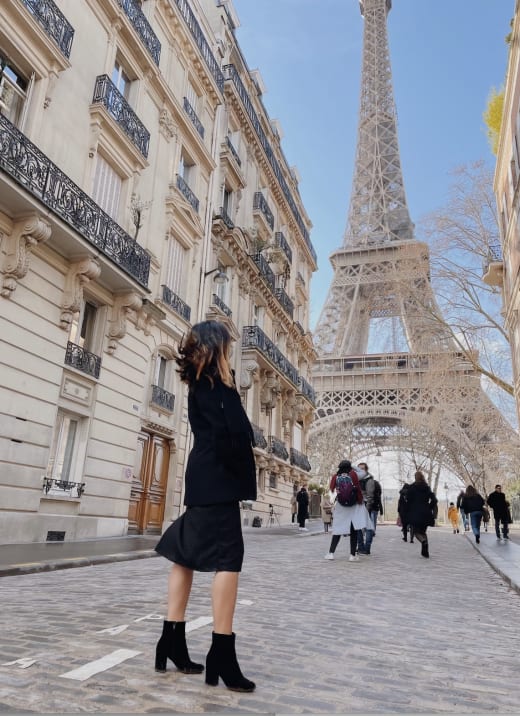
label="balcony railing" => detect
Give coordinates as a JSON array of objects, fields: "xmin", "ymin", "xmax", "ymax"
[
  {"xmin": 116, "ymin": 0, "xmax": 161, "ymax": 65},
  {"xmin": 251, "ymin": 423, "xmax": 267, "ymax": 450},
  {"xmin": 214, "ymin": 206, "xmax": 234, "ymax": 230},
  {"xmin": 151, "ymin": 384, "xmax": 175, "ymax": 412},
  {"xmin": 250, "ymin": 252, "xmax": 275, "ymax": 292},
  {"xmin": 242, "ymin": 325, "xmax": 299, "ymax": 387},
  {"xmin": 20, "ymin": 0, "xmax": 74, "ymax": 58},
  {"xmin": 253, "ymin": 191, "xmax": 274, "ymax": 230},
  {"xmin": 183, "ymin": 97, "xmax": 204, "ymax": 138},
  {"xmin": 298, "ymin": 375, "xmax": 316, "ymax": 406},
  {"xmin": 0, "ymin": 115, "xmax": 150, "ymax": 286},
  {"xmin": 161, "ymin": 284, "xmax": 191, "ymax": 322},
  {"xmin": 172, "ymin": 0, "xmax": 224, "ymax": 92},
  {"xmin": 274, "ymin": 231, "xmax": 292, "ymax": 263},
  {"xmin": 212, "ymin": 293, "xmax": 232, "ymax": 317},
  {"xmin": 92, "ymin": 75, "xmax": 150, "ymax": 158},
  {"xmin": 42, "ymin": 477, "xmax": 85, "ymax": 497},
  {"xmin": 290, "ymin": 448, "xmax": 311, "ymax": 472},
  {"xmin": 268, "ymin": 435, "xmax": 288, "ymax": 461},
  {"xmin": 65, "ymin": 341, "xmax": 101, "ymax": 379},
  {"xmin": 225, "ymin": 135, "xmax": 241, "ymax": 166},
  {"xmin": 176, "ymin": 174, "xmax": 199, "ymax": 212},
  {"xmin": 223, "ymin": 64, "xmax": 316, "ymax": 262},
  {"xmin": 274, "ymin": 287, "xmax": 294, "ymax": 318}
]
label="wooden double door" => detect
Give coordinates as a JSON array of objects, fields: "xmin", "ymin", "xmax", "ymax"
[{"xmin": 127, "ymin": 431, "xmax": 169, "ymax": 533}]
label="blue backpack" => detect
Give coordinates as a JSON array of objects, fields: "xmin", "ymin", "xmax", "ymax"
[{"xmin": 336, "ymin": 472, "xmax": 357, "ymax": 507}]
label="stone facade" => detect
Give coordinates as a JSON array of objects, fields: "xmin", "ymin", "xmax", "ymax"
[{"xmin": 0, "ymin": 0, "xmax": 317, "ymax": 543}]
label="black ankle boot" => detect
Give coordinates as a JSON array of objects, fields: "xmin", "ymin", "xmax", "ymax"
[
  {"xmin": 205, "ymin": 632, "xmax": 255, "ymax": 692},
  {"xmin": 421, "ymin": 540, "xmax": 429, "ymax": 558},
  {"xmin": 155, "ymin": 620, "xmax": 204, "ymax": 674}
]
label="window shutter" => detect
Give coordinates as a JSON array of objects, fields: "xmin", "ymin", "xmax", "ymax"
[
  {"xmin": 166, "ymin": 238, "xmax": 186, "ymax": 297},
  {"xmin": 92, "ymin": 155, "xmax": 122, "ymax": 219}
]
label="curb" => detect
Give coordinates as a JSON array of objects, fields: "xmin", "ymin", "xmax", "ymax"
[
  {"xmin": 465, "ymin": 534, "xmax": 520, "ymax": 596},
  {"xmin": 0, "ymin": 549, "xmax": 159, "ymax": 578}
]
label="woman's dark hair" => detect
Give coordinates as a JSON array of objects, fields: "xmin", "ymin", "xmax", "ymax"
[
  {"xmin": 338, "ymin": 460, "xmax": 352, "ymax": 473},
  {"xmin": 465, "ymin": 484, "xmax": 477, "ymax": 497},
  {"xmin": 176, "ymin": 320, "xmax": 233, "ymax": 388},
  {"xmin": 414, "ymin": 470, "xmax": 426, "ymax": 483}
]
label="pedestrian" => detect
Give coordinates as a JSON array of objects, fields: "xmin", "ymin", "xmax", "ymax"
[
  {"xmin": 405, "ymin": 471, "xmax": 438, "ymax": 558},
  {"xmin": 290, "ymin": 492, "xmax": 297, "ymax": 524},
  {"xmin": 397, "ymin": 482, "xmax": 414, "ymax": 543},
  {"xmin": 356, "ymin": 461, "xmax": 380, "ymax": 555},
  {"xmin": 324, "ymin": 460, "xmax": 372, "ymax": 562},
  {"xmin": 460, "ymin": 485, "xmax": 485, "ymax": 544},
  {"xmin": 447, "ymin": 502, "xmax": 460, "ymax": 533},
  {"xmin": 457, "ymin": 489, "xmax": 470, "ymax": 531},
  {"xmin": 296, "ymin": 485, "xmax": 309, "ymax": 531},
  {"xmin": 481, "ymin": 505, "xmax": 490, "ymax": 532},
  {"xmin": 321, "ymin": 492, "xmax": 333, "ymax": 532},
  {"xmin": 486, "ymin": 484, "xmax": 510, "ymax": 542},
  {"xmin": 154, "ymin": 320, "xmax": 256, "ymax": 692}
]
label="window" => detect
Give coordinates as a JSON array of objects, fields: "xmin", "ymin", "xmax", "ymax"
[
  {"xmin": 178, "ymin": 152, "xmax": 195, "ymax": 187},
  {"xmin": 47, "ymin": 411, "xmax": 80, "ymax": 482},
  {"xmin": 215, "ymin": 264, "xmax": 228, "ymax": 302},
  {"xmin": 0, "ymin": 57, "xmax": 28, "ymax": 126},
  {"xmin": 165, "ymin": 237, "xmax": 187, "ymax": 297},
  {"xmin": 293, "ymin": 422, "xmax": 303, "ymax": 451},
  {"xmin": 185, "ymin": 80, "xmax": 199, "ymax": 113},
  {"xmin": 69, "ymin": 300, "xmax": 98, "ymax": 352},
  {"xmin": 156, "ymin": 355, "xmax": 167, "ymax": 389},
  {"xmin": 252, "ymin": 304, "xmax": 263, "ymax": 328},
  {"xmin": 92, "ymin": 155, "xmax": 122, "ymax": 219},
  {"xmin": 223, "ymin": 187, "xmax": 233, "ymax": 216},
  {"xmin": 269, "ymin": 473, "xmax": 278, "ymax": 489},
  {"xmin": 112, "ymin": 59, "xmax": 131, "ymax": 98}
]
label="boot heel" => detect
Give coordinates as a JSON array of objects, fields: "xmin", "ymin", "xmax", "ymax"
[{"xmin": 205, "ymin": 671, "xmax": 219, "ymax": 686}]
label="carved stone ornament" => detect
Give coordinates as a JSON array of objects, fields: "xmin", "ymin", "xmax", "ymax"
[
  {"xmin": 107, "ymin": 291, "xmax": 143, "ymax": 354},
  {"xmin": 282, "ymin": 389, "xmax": 297, "ymax": 424},
  {"xmin": 1, "ymin": 215, "xmax": 51, "ymax": 298},
  {"xmin": 159, "ymin": 109, "xmax": 177, "ymax": 141},
  {"xmin": 44, "ymin": 69, "xmax": 59, "ymax": 110},
  {"xmin": 239, "ymin": 359, "xmax": 259, "ymax": 390},
  {"xmin": 260, "ymin": 370, "xmax": 281, "ymax": 411},
  {"xmin": 60, "ymin": 257, "xmax": 102, "ymax": 329}
]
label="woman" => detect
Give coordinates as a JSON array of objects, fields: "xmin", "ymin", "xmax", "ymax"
[
  {"xmin": 154, "ymin": 320, "xmax": 256, "ymax": 692},
  {"xmin": 397, "ymin": 483, "xmax": 414, "ymax": 543},
  {"xmin": 324, "ymin": 460, "xmax": 372, "ymax": 562},
  {"xmin": 461, "ymin": 485, "xmax": 485, "ymax": 544},
  {"xmin": 405, "ymin": 471, "xmax": 438, "ymax": 558},
  {"xmin": 296, "ymin": 485, "xmax": 309, "ymax": 531},
  {"xmin": 321, "ymin": 492, "xmax": 333, "ymax": 533}
]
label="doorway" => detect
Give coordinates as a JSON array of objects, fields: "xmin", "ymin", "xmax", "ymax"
[{"xmin": 128, "ymin": 431, "xmax": 169, "ymax": 533}]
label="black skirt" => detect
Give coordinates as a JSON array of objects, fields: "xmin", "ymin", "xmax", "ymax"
[{"xmin": 155, "ymin": 502, "xmax": 244, "ymax": 572}]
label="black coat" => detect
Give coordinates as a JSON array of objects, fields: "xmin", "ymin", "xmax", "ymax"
[
  {"xmin": 183, "ymin": 375, "xmax": 257, "ymax": 506},
  {"xmin": 296, "ymin": 488, "xmax": 309, "ymax": 517},
  {"xmin": 406, "ymin": 481, "xmax": 438, "ymax": 528},
  {"xmin": 487, "ymin": 490, "xmax": 509, "ymax": 520},
  {"xmin": 461, "ymin": 494, "xmax": 485, "ymax": 514}
]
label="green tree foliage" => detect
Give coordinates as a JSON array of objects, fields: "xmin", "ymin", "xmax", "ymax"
[{"xmin": 483, "ymin": 87, "xmax": 504, "ymax": 155}]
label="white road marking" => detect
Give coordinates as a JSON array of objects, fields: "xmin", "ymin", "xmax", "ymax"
[
  {"xmin": 2, "ymin": 658, "xmax": 36, "ymax": 668},
  {"xmin": 237, "ymin": 599, "xmax": 254, "ymax": 606},
  {"xmin": 96, "ymin": 625, "xmax": 129, "ymax": 635},
  {"xmin": 133, "ymin": 613, "xmax": 162, "ymax": 622},
  {"xmin": 185, "ymin": 616, "xmax": 213, "ymax": 632},
  {"xmin": 59, "ymin": 649, "xmax": 141, "ymax": 681}
]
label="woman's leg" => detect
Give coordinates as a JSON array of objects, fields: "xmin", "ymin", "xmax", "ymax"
[
  {"xmin": 328, "ymin": 535, "xmax": 341, "ymax": 553},
  {"xmin": 167, "ymin": 564, "xmax": 194, "ymax": 620},
  {"xmin": 349, "ymin": 524, "xmax": 357, "ymax": 556},
  {"xmin": 212, "ymin": 571, "xmax": 239, "ymax": 634}
]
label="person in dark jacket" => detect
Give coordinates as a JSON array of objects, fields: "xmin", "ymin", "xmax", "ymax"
[
  {"xmin": 296, "ymin": 485, "xmax": 310, "ymax": 531},
  {"xmin": 405, "ymin": 471, "xmax": 438, "ymax": 558},
  {"xmin": 460, "ymin": 485, "xmax": 485, "ymax": 543},
  {"xmin": 154, "ymin": 320, "xmax": 256, "ymax": 692},
  {"xmin": 397, "ymin": 483, "xmax": 414, "ymax": 543},
  {"xmin": 456, "ymin": 488, "xmax": 470, "ymax": 531},
  {"xmin": 487, "ymin": 485, "xmax": 510, "ymax": 541}
]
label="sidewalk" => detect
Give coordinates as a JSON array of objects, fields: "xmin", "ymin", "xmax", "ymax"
[{"xmin": 466, "ymin": 529, "xmax": 520, "ymax": 594}]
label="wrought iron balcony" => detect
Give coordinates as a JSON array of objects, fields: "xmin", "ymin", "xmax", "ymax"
[
  {"xmin": 268, "ymin": 435, "xmax": 288, "ymax": 461},
  {"xmin": 183, "ymin": 97, "xmax": 204, "ymax": 138},
  {"xmin": 20, "ymin": 0, "xmax": 74, "ymax": 58},
  {"xmin": 214, "ymin": 207, "xmax": 234, "ymax": 230},
  {"xmin": 0, "ymin": 115, "xmax": 150, "ymax": 286},
  {"xmin": 274, "ymin": 287, "xmax": 294, "ymax": 318},
  {"xmin": 176, "ymin": 174, "xmax": 199, "ymax": 212},
  {"xmin": 212, "ymin": 293, "xmax": 232, "ymax": 317},
  {"xmin": 161, "ymin": 284, "xmax": 191, "ymax": 322},
  {"xmin": 92, "ymin": 75, "xmax": 150, "ymax": 158},
  {"xmin": 65, "ymin": 341, "xmax": 101, "ymax": 379},
  {"xmin": 116, "ymin": 0, "xmax": 161, "ymax": 65},
  {"xmin": 253, "ymin": 191, "xmax": 274, "ymax": 230},
  {"xmin": 42, "ymin": 477, "xmax": 85, "ymax": 497},
  {"xmin": 242, "ymin": 325, "xmax": 299, "ymax": 387},
  {"xmin": 223, "ymin": 64, "xmax": 316, "ymax": 262},
  {"xmin": 290, "ymin": 448, "xmax": 311, "ymax": 472},
  {"xmin": 482, "ymin": 243, "xmax": 504, "ymax": 287},
  {"xmin": 224, "ymin": 135, "xmax": 241, "ymax": 166},
  {"xmin": 274, "ymin": 231, "xmax": 292, "ymax": 263},
  {"xmin": 172, "ymin": 0, "xmax": 224, "ymax": 92},
  {"xmin": 151, "ymin": 384, "xmax": 175, "ymax": 412},
  {"xmin": 250, "ymin": 252, "xmax": 275, "ymax": 292},
  {"xmin": 298, "ymin": 375, "xmax": 316, "ymax": 406},
  {"xmin": 251, "ymin": 423, "xmax": 267, "ymax": 450}
]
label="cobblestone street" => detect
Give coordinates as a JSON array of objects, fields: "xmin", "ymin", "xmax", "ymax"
[{"xmin": 1, "ymin": 526, "xmax": 520, "ymax": 714}]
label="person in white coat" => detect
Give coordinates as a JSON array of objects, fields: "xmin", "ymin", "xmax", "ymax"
[{"xmin": 324, "ymin": 460, "xmax": 373, "ymax": 562}]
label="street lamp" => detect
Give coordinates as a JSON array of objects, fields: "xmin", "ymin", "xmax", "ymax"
[
  {"xmin": 204, "ymin": 267, "xmax": 228, "ymax": 284},
  {"xmin": 444, "ymin": 481, "xmax": 449, "ymax": 524}
]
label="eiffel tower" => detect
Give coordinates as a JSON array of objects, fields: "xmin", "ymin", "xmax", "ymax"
[{"xmin": 310, "ymin": 0, "xmax": 517, "ymax": 489}]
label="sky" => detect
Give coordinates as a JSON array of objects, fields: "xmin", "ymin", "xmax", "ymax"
[
  {"xmin": 230, "ymin": 0, "xmax": 514, "ymax": 494},
  {"xmin": 231, "ymin": 0, "xmax": 514, "ymax": 329}
]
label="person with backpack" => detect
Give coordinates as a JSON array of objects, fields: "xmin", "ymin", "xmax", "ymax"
[
  {"xmin": 405, "ymin": 471, "xmax": 438, "ymax": 558},
  {"xmin": 324, "ymin": 459, "xmax": 372, "ymax": 562},
  {"xmin": 355, "ymin": 462, "xmax": 380, "ymax": 555}
]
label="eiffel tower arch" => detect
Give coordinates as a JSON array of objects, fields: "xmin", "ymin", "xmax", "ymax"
[{"xmin": 309, "ymin": 0, "xmax": 518, "ymax": 490}]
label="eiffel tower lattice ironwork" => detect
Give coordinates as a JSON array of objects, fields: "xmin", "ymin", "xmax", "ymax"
[{"xmin": 310, "ymin": 0, "xmax": 517, "ymax": 488}]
